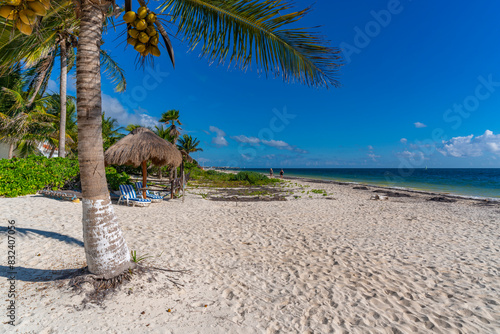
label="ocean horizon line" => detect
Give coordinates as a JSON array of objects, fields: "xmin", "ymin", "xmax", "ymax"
[{"xmin": 224, "ymin": 167, "xmax": 500, "ymax": 199}]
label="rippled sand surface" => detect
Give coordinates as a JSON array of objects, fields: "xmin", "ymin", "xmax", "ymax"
[{"xmin": 1, "ymin": 179, "xmax": 499, "ymax": 333}]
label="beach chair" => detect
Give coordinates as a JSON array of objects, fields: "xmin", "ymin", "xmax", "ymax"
[
  {"xmin": 118, "ymin": 185, "xmax": 151, "ymax": 207},
  {"xmin": 134, "ymin": 182, "xmax": 164, "ymax": 203}
]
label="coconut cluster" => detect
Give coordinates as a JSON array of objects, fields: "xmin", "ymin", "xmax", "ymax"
[
  {"xmin": 124, "ymin": 6, "xmax": 161, "ymax": 57},
  {"xmin": 0, "ymin": 0, "xmax": 50, "ymax": 35}
]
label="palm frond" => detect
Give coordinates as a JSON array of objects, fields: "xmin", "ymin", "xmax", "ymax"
[
  {"xmin": 154, "ymin": 20, "xmax": 175, "ymax": 67},
  {"xmin": 158, "ymin": 0, "xmax": 343, "ymax": 88},
  {"xmin": 100, "ymin": 50, "xmax": 127, "ymax": 92},
  {"xmin": 25, "ymin": 53, "xmax": 56, "ymax": 100},
  {"xmin": 0, "ymin": 0, "xmax": 77, "ymax": 73},
  {"xmin": 1, "ymin": 87, "xmax": 25, "ymax": 111},
  {"xmin": 177, "ymin": 134, "xmax": 203, "ymax": 153}
]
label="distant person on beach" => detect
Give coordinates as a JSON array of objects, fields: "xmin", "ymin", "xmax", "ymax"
[
  {"xmin": 270, "ymin": 168, "xmax": 273, "ymax": 177},
  {"xmin": 280, "ymin": 169, "xmax": 284, "ymax": 179}
]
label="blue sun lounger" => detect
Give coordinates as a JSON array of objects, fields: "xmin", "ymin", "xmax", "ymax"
[
  {"xmin": 118, "ymin": 184, "xmax": 151, "ymax": 207},
  {"xmin": 135, "ymin": 181, "xmax": 164, "ymax": 203}
]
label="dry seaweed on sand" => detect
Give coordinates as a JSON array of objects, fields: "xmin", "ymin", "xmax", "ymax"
[
  {"xmin": 68, "ymin": 264, "xmax": 189, "ymax": 307},
  {"xmin": 428, "ymin": 196, "xmax": 457, "ymax": 203},
  {"xmin": 372, "ymin": 190, "xmax": 411, "ymax": 197}
]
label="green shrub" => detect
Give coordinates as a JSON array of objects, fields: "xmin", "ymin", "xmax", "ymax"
[
  {"xmin": 113, "ymin": 164, "xmax": 142, "ymax": 176},
  {"xmin": 0, "ymin": 156, "xmax": 79, "ymax": 198},
  {"xmin": 0, "ymin": 156, "xmax": 133, "ymax": 197},
  {"xmin": 231, "ymin": 171, "xmax": 267, "ymax": 184},
  {"xmin": 105, "ymin": 167, "xmax": 132, "ymax": 191}
]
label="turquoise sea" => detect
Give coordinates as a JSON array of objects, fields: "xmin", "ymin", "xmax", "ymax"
[{"xmin": 240, "ymin": 168, "xmax": 500, "ymax": 199}]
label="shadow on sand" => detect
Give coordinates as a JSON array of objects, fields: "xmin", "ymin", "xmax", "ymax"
[
  {"xmin": 0, "ymin": 226, "xmax": 83, "ymax": 247},
  {"xmin": 0, "ymin": 266, "xmax": 84, "ymax": 282},
  {"xmin": 0, "ymin": 227, "xmax": 85, "ymax": 282}
]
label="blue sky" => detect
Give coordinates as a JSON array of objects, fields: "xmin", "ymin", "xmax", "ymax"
[{"xmin": 49, "ymin": 0, "xmax": 500, "ymax": 168}]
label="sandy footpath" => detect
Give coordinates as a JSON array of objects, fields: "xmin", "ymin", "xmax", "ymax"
[{"xmin": 1, "ymin": 179, "xmax": 499, "ymax": 333}]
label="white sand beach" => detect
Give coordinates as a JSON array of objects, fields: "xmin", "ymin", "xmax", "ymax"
[{"xmin": 1, "ymin": 179, "xmax": 500, "ymax": 333}]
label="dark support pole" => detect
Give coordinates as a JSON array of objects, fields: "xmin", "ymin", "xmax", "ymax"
[
  {"xmin": 179, "ymin": 162, "xmax": 184, "ymax": 196},
  {"xmin": 170, "ymin": 178, "xmax": 174, "ymax": 199},
  {"xmin": 142, "ymin": 160, "xmax": 147, "ymax": 199}
]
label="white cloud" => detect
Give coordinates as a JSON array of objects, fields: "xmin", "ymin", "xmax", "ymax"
[
  {"xmin": 260, "ymin": 139, "xmax": 308, "ymax": 153},
  {"xmin": 231, "ymin": 135, "xmax": 260, "ymax": 145},
  {"xmin": 400, "ymin": 138, "xmax": 408, "ymax": 144},
  {"xmin": 261, "ymin": 139, "xmax": 290, "ymax": 149},
  {"xmin": 101, "ymin": 93, "xmax": 159, "ymax": 128},
  {"xmin": 438, "ymin": 130, "xmax": 500, "ymax": 158},
  {"xmin": 230, "ymin": 135, "xmax": 307, "ymax": 154},
  {"xmin": 368, "ymin": 153, "xmax": 380, "ymax": 162},
  {"xmin": 414, "ymin": 122, "xmax": 427, "ymax": 128},
  {"xmin": 398, "ymin": 150, "xmax": 425, "ymax": 160},
  {"xmin": 367, "ymin": 145, "xmax": 374, "ymax": 150},
  {"xmin": 209, "ymin": 126, "xmax": 228, "ymax": 147}
]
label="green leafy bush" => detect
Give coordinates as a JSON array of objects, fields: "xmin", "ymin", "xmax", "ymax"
[
  {"xmin": 0, "ymin": 156, "xmax": 133, "ymax": 197},
  {"xmin": 113, "ymin": 164, "xmax": 142, "ymax": 176},
  {"xmin": 105, "ymin": 167, "xmax": 132, "ymax": 191},
  {"xmin": 0, "ymin": 156, "xmax": 79, "ymax": 198},
  {"xmin": 231, "ymin": 171, "xmax": 268, "ymax": 184}
]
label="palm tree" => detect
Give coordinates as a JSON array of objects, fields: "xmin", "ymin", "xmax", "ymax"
[
  {"xmin": 0, "ymin": 1, "xmax": 126, "ymax": 159},
  {"xmin": 2, "ymin": 0, "xmax": 342, "ymax": 279},
  {"xmin": 154, "ymin": 124, "xmax": 175, "ymax": 144},
  {"xmin": 125, "ymin": 124, "xmax": 143, "ymax": 132},
  {"xmin": 159, "ymin": 109, "xmax": 182, "ymax": 143},
  {"xmin": 0, "ymin": 80, "xmax": 58, "ymax": 157},
  {"xmin": 177, "ymin": 134, "xmax": 203, "ymax": 155},
  {"xmin": 46, "ymin": 95, "xmax": 78, "ymax": 157},
  {"xmin": 102, "ymin": 113, "xmax": 125, "ymax": 151},
  {"xmin": 152, "ymin": 124, "xmax": 176, "ymax": 179},
  {"xmin": 0, "ymin": 68, "xmax": 23, "ymax": 158}
]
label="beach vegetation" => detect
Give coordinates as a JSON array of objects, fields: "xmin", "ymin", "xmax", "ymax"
[
  {"xmin": 130, "ymin": 250, "xmax": 153, "ymax": 263},
  {"xmin": 232, "ymin": 171, "xmax": 268, "ymax": 184},
  {"xmin": 0, "ymin": 155, "xmax": 79, "ymax": 197},
  {"xmin": 311, "ymin": 189, "xmax": 327, "ymax": 195},
  {"xmin": 189, "ymin": 169, "xmax": 282, "ymax": 187},
  {"xmin": 159, "ymin": 109, "xmax": 182, "ymax": 144},
  {"xmin": 0, "ymin": 69, "xmax": 65, "ymax": 158},
  {"xmin": 104, "ymin": 167, "xmax": 132, "ymax": 191},
  {"xmin": 102, "ymin": 113, "xmax": 125, "ymax": 151},
  {"xmin": 0, "ymin": 156, "xmax": 131, "ymax": 197},
  {"xmin": 177, "ymin": 134, "xmax": 203, "ymax": 155}
]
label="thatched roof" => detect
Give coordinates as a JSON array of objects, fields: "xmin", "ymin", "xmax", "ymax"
[{"xmin": 104, "ymin": 127, "xmax": 182, "ymax": 167}]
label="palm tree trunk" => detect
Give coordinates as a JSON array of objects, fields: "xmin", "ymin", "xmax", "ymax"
[
  {"xmin": 76, "ymin": 1, "xmax": 131, "ymax": 279},
  {"xmin": 8, "ymin": 143, "xmax": 14, "ymax": 159},
  {"xmin": 59, "ymin": 39, "xmax": 67, "ymax": 158},
  {"xmin": 49, "ymin": 146, "xmax": 55, "ymax": 158}
]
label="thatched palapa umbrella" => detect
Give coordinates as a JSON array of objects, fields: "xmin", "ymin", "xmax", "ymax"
[{"xmin": 105, "ymin": 127, "xmax": 182, "ymax": 199}]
